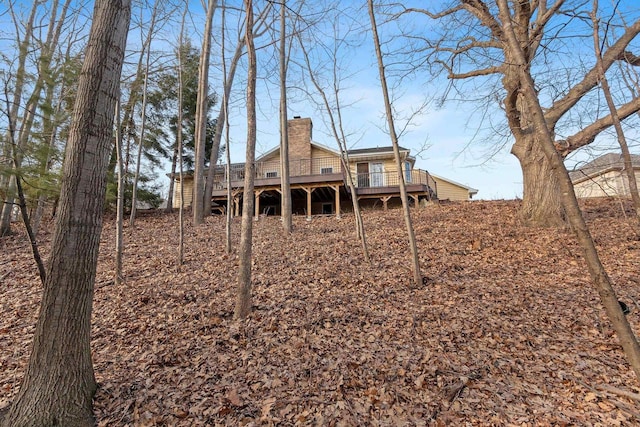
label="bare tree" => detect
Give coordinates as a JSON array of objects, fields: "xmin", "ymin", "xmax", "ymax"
[
  {"xmin": 115, "ymin": 93, "xmax": 125, "ymax": 285},
  {"xmin": 393, "ymin": 2, "xmax": 640, "ymax": 227},
  {"xmin": 0, "ymin": 1, "xmax": 70, "ymax": 236},
  {"xmin": 496, "ymin": 0, "xmax": 640, "ymax": 382},
  {"xmin": 1, "ymin": 83, "xmax": 46, "ymax": 285},
  {"xmin": 368, "ymin": 0, "xmax": 421, "ymax": 285},
  {"xmin": 296, "ymin": 13, "xmax": 371, "ymax": 262},
  {"xmin": 591, "ymin": 3, "xmax": 640, "ymax": 219},
  {"xmin": 204, "ymin": 2, "xmax": 273, "ymax": 218},
  {"xmin": 234, "ymin": 0, "xmax": 257, "ymax": 320},
  {"xmin": 221, "ymin": 0, "xmax": 234, "ymax": 254},
  {"xmin": 279, "ymin": 0, "xmax": 293, "ymax": 233},
  {"xmin": 193, "ymin": 0, "xmax": 219, "ymax": 225},
  {"xmin": 129, "ymin": 0, "xmax": 162, "ymax": 226},
  {"xmin": 0, "ymin": 0, "xmax": 132, "ymax": 424},
  {"xmin": 177, "ymin": 2, "xmax": 188, "ymax": 267}
]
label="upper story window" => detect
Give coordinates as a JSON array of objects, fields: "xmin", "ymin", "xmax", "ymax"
[
  {"xmin": 320, "ymin": 167, "xmax": 333, "ymax": 174},
  {"xmin": 265, "ymin": 171, "xmax": 278, "ymax": 178},
  {"xmin": 405, "ymin": 161, "xmax": 412, "ymax": 183}
]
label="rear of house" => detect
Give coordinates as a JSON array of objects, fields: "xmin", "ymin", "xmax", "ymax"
[{"xmin": 170, "ymin": 117, "xmax": 477, "ymax": 215}]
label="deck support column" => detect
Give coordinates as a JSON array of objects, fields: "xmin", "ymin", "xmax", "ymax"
[
  {"xmin": 254, "ymin": 189, "xmax": 264, "ymax": 219},
  {"xmin": 410, "ymin": 194, "xmax": 418, "ymax": 208},
  {"xmin": 303, "ymin": 187, "xmax": 314, "ymax": 220},
  {"xmin": 381, "ymin": 196, "xmax": 392, "ymax": 210},
  {"xmin": 332, "ymin": 185, "xmax": 341, "ymax": 219},
  {"xmin": 233, "ymin": 196, "xmax": 240, "ymax": 217}
]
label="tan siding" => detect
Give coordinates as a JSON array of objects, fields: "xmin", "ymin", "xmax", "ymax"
[
  {"xmin": 433, "ymin": 177, "xmax": 471, "ymax": 201},
  {"xmin": 574, "ymin": 170, "xmax": 626, "ymax": 198},
  {"xmin": 172, "ymin": 178, "xmax": 194, "ymax": 208}
]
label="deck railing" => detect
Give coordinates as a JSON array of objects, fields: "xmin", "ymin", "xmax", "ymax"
[
  {"xmin": 224, "ymin": 156, "xmax": 343, "ymax": 182},
  {"xmin": 212, "ymin": 157, "xmax": 436, "ymax": 196},
  {"xmin": 355, "ymin": 169, "xmax": 436, "ymax": 190}
]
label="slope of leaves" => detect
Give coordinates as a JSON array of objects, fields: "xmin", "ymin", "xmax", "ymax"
[{"xmin": 2, "ymin": 198, "xmax": 640, "ymax": 425}]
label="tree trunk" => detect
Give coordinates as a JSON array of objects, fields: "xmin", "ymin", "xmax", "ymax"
[
  {"xmin": 165, "ymin": 142, "xmax": 178, "ymax": 213},
  {"xmin": 498, "ymin": 0, "xmax": 640, "ymax": 381},
  {"xmin": 511, "ymin": 135, "xmax": 566, "ymax": 227},
  {"xmin": 368, "ymin": 0, "xmax": 420, "ymax": 285},
  {"xmin": 234, "ymin": 0, "xmax": 257, "ymax": 320},
  {"xmin": 279, "ymin": 0, "xmax": 292, "ymax": 233},
  {"xmin": 193, "ymin": 0, "xmax": 218, "ymax": 225},
  {"xmin": 204, "ymin": 36, "xmax": 243, "ymax": 218},
  {"xmin": 590, "ymin": 5, "xmax": 640, "ymax": 219},
  {"xmin": 1, "ymin": 1, "xmax": 131, "ymax": 425},
  {"xmin": 177, "ymin": 3, "xmax": 188, "ymax": 267},
  {"xmin": 0, "ymin": 1, "xmax": 39, "ymax": 237},
  {"xmin": 115, "ymin": 95, "xmax": 125, "ymax": 285},
  {"xmin": 129, "ymin": 1, "xmax": 159, "ymax": 227}
]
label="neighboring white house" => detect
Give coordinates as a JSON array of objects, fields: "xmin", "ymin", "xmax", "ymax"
[{"xmin": 569, "ymin": 153, "xmax": 640, "ymax": 198}]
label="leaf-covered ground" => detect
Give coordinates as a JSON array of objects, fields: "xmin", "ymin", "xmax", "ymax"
[{"xmin": 2, "ymin": 199, "xmax": 640, "ymax": 426}]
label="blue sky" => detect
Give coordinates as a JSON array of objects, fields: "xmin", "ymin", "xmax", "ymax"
[{"xmin": 2, "ymin": 1, "xmax": 639, "ymax": 201}]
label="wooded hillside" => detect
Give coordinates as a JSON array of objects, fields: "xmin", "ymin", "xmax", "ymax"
[{"xmin": 2, "ymin": 199, "xmax": 640, "ymax": 425}]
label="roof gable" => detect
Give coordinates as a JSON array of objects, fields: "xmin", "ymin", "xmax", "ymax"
[{"xmin": 569, "ymin": 153, "xmax": 640, "ymax": 183}]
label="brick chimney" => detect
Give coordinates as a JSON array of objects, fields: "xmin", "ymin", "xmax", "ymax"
[{"xmin": 287, "ymin": 117, "xmax": 312, "ymax": 162}]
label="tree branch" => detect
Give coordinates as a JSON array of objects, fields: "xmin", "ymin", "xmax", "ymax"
[
  {"xmin": 557, "ymin": 96, "xmax": 640, "ymax": 155},
  {"xmin": 546, "ymin": 18, "xmax": 640, "ymax": 125}
]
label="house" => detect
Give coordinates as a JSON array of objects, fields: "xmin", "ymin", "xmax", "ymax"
[
  {"xmin": 430, "ymin": 174, "xmax": 478, "ymax": 201},
  {"xmin": 172, "ymin": 117, "xmax": 475, "ymax": 217},
  {"xmin": 569, "ymin": 152, "xmax": 640, "ymax": 198}
]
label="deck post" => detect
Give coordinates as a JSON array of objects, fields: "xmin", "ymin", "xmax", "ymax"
[
  {"xmin": 303, "ymin": 187, "xmax": 314, "ymax": 220},
  {"xmin": 332, "ymin": 185, "xmax": 341, "ymax": 219},
  {"xmin": 254, "ymin": 189, "xmax": 264, "ymax": 219},
  {"xmin": 410, "ymin": 194, "xmax": 418, "ymax": 208},
  {"xmin": 381, "ymin": 195, "xmax": 392, "ymax": 210},
  {"xmin": 234, "ymin": 197, "xmax": 240, "ymax": 217}
]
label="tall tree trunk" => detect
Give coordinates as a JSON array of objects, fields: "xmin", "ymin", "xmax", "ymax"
[
  {"xmin": 115, "ymin": 94, "xmax": 125, "ymax": 285},
  {"xmin": 279, "ymin": 0, "xmax": 292, "ymax": 233},
  {"xmin": 177, "ymin": 2, "xmax": 188, "ymax": 267},
  {"xmin": 368, "ymin": 0, "xmax": 421, "ymax": 285},
  {"xmin": 0, "ymin": 1, "xmax": 39, "ymax": 236},
  {"xmin": 234, "ymin": 0, "xmax": 257, "ymax": 320},
  {"xmin": 296, "ymin": 30, "xmax": 371, "ymax": 262},
  {"xmin": 221, "ymin": 0, "xmax": 233, "ymax": 254},
  {"xmin": 1, "ymin": 1, "xmax": 131, "ymax": 425},
  {"xmin": 498, "ymin": 0, "xmax": 640, "ymax": 381},
  {"xmin": 204, "ymin": 32, "xmax": 243, "ymax": 218},
  {"xmin": 165, "ymin": 141, "xmax": 178, "ymax": 213},
  {"xmin": 591, "ymin": 4, "xmax": 640, "ymax": 219},
  {"xmin": 193, "ymin": 0, "xmax": 218, "ymax": 225},
  {"xmin": 129, "ymin": 0, "xmax": 160, "ymax": 227}
]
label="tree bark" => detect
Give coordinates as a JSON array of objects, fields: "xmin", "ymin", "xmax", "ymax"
[
  {"xmin": 511, "ymin": 134, "xmax": 566, "ymax": 227},
  {"xmin": 498, "ymin": 0, "xmax": 640, "ymax": 382},
  {"xmin": 129, "ymin": 0, "xmax": 160, "ymax": 227},
  {"xmin": 368, "ymin": 0, "xmax": 421, "ymax": 285},
  {"xmin": 591, "ymin": 4, "xmax": 640, "ymax": 219},
  {"xmin": 1, "ymin": 1, "xmax": 131, "ymax": 425},
  {"xmin": 279, "ymin": 0, "xmax": 292, "ymax": 233},
  {"xmin": 234, "ymin": 0, "xmax": 257, "ymax": 320},
  {"xmin": 193, "ymin": 0, "xmax": 218, "ymax": 225}
]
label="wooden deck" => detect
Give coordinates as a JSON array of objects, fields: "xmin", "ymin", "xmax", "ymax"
[{"xmin": 209, "ymin": 157, "xmax": 437, "ymax": 218}]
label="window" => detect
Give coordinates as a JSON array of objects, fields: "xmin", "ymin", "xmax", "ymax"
[
  {"xmin": 265, "ymin": 171, "xmax": 278, "ymax": 178},
  {"xmin": 320, "ymin": 167, "xmax": 333, "ymax": 174},
  {"xmin": 404, "ymin": 161, "xmax": 412, "ymax": 183}
]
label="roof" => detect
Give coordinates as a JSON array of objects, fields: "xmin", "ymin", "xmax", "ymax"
[
  {"xmin": 569, "ymin": 153, "xmax": 640, "ymax": 183},
  {"xmin": 347, "ymin": 146, "xmax": 410, "ymax": 156},
  {"xmin": 256, "ymin": 140, "xmax": 340, "ymax": 161},
  {"xmin": 431, "ymin": 173, "xmax": 478, "ymax": 195}
]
